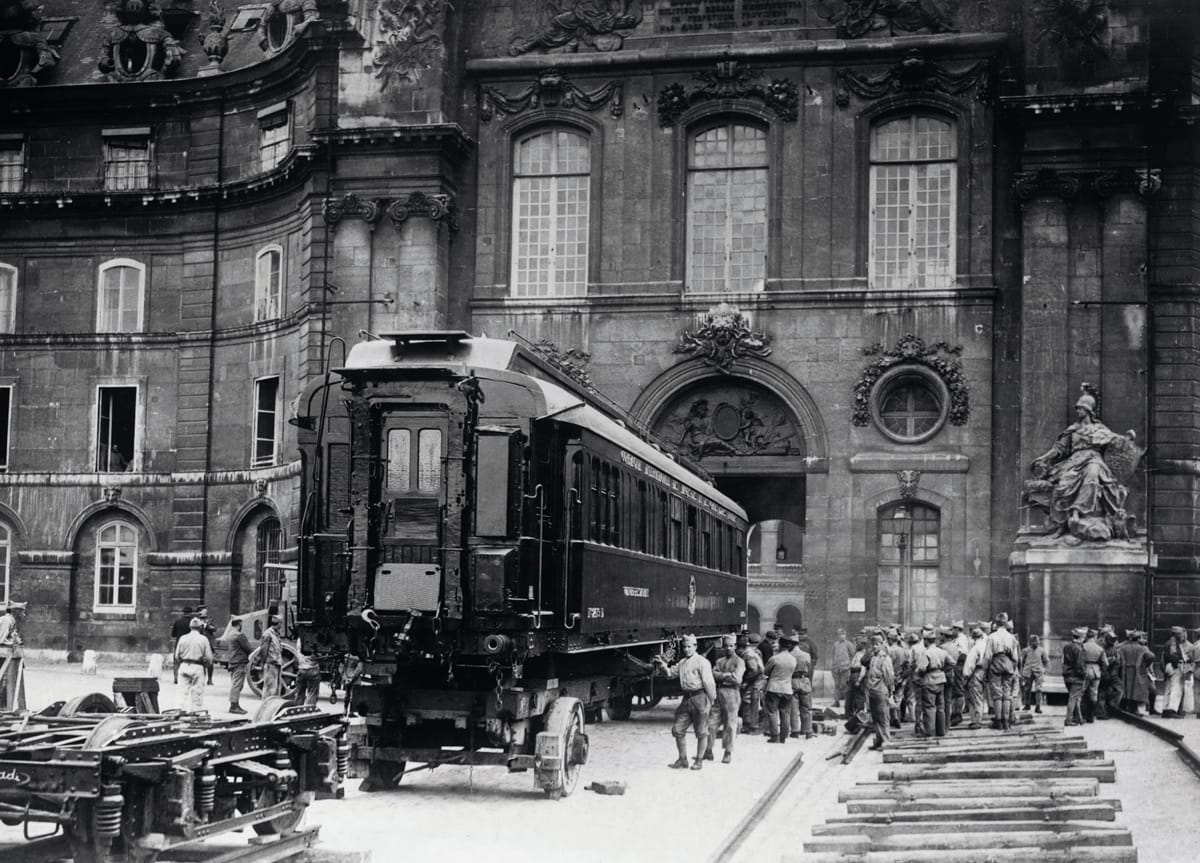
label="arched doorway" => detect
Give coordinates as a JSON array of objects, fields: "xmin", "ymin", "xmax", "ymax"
[
  {"xmin": 775, "ymin": 603, "xmax": 802, "ymax": 633},
  {"xmin": 747, "ymin": 604, "xmax": 761, "ymax": 635}
]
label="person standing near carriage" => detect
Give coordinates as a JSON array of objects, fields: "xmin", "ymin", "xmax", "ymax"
[
  {"xmin": 1161, "ymin": 626, "xmax": 1193, "ymax": 718},
  {"xmin": 174, "ymin": 617, "xmax": 213, "ymax": 711},
  {"xmin": 655, "ymin": 634, "xmax": 716, "ymax": 770},
  {"xmin": 704, "ymin": 634, "xmax": 745, "ymax": 763},
  {"xmin": 1099, "ymin": 625, "xmax": 1123, "ymax": 719},
  {"xmin": 225, "ymin": 618, "xmax": 252, "ymax": 715},
  {"xmin": 170, "ymin": 606, "xmax": 194, "ymax": 684},
  {"xmin": 786, "ymin": 631, "xmax": 815, "ymax": 739},
  {"xmin": 259, "ymin": 615, "xmax": 284, "ymax": 699},
  {"xmin": 762, "ymin": 633, "xmax": 796, "ymax": 743},
  {"xmin": 738, "ymin": 633, "xmax": 765, "ymax": 734}
]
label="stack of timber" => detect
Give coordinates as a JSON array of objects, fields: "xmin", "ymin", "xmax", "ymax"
[{"xmin": 793, "ymin": 719, "xmax": 1135, "ymax": 863}]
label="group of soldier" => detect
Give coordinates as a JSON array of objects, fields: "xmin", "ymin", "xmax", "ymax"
[{"xmin": 656, "ymin": 615, "xmax": 1200, "ymax": 768}]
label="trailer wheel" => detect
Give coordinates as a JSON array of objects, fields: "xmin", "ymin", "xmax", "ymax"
[
  {"xmin": 607, "ymin": 695, "xmax": 633, "ymax": 721},
  {"xmin": 247, "ymin": 642, "xmax": 300, "ymax": 699},
  {"xmin": 83, "ymin": 716, "xmax": 137, "ymax": 749},
  {"xmin": 61, "ymin": 693, "xmax": 119, "ymax": 716},
  {"xmin": 537, "ymin": 698, "xmax": 587, "ymax": 800},
  {"xmin": 247, "ymin": 786, "xmax": 305, "ymax": 836}
]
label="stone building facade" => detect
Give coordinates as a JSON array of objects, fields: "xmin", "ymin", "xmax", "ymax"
[{"xmin": 0, "ymin": 0, "xmax": 1196, "ymax": 660}]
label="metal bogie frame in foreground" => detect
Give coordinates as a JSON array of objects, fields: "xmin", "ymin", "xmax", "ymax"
[{"xmin": 0, "ymin": 695, "xmax": 346, "ymax": 863}]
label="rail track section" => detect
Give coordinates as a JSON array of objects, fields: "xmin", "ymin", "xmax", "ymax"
[
  {"xmin": 1111, "ymin": 706, "xmax": 1200, "ymax": 780},
  {"xmin": 793, "ymin": 717, "xmax": 1137, "ymax": 863}
]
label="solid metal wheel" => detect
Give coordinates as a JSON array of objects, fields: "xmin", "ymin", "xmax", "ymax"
[
  {"xmin": 246, "ymin": 785, "xmax": 305, "ymax": 836},
  {"xmin": 61, "ymin": 693, "xmax": 119, "ymax": 716},
  {"xmin": 539, "ymin": 698, "xmax": 588, "ymax": 799}
]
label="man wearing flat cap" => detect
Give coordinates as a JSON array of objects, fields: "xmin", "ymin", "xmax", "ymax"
[
  {"xmin": 1062, "ymin": 626, "xmax": 1087, "ymax": 726},
  {"xmin": 655, "ymin": 634, "xmax": 716, "ymax": 769},
  {"xmin": 1161, "ymin": 625, "xmax": 1193, "ymax": 718},
  {"xmin": 174, "ymin": 617, "xmax": 214, "ymax": 710},
  {"xmin": 762, "ymin": 632, "xmax": 796, "ymax": 743}
]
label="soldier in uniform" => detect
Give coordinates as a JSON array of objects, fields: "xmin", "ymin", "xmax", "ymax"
[
  {"xmin": 864, "ymin": 633, "xmax": 895, "ymax": 750},
  {"xmin": 786, "ymin": 631, "xmax": 815, "ymax": 739},
  {"xmin": 962, "ymin": 624, "xmax": 988, "ymax": 728},
  {"xmin": 885, "ymin": 628, "xmax": 908, "ymax": 729},
  {"xmin": 1081, "ymin": 628, "xmax": 1108, "ymax": 722},
  {"xmin": 737, "ymin": 633, "xmax": 765, "ymax": 734},
  {"xmin": 915, "ymin": 626, "xmax": 949, "ymax": 738},
  {"xmin": 1062, "ymin": 626, "xmax": 1087, "ymax": 726},
  {"xmin": 1099, "ymin": 625, "xmax": 1123, "ymax": 719},
  {"xmin": 762, "ymin": 633, "xmax": 796, "ymax": 743},
  {"xmin": 655, "ymin": 634, "xmax": 716, "ymax": 770},
  {"xmin": 704, "ymin": 634, "xmax": 744, "ymax": 763}
]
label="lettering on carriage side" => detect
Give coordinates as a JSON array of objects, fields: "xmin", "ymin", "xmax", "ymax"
[
  {"xmin": 620, "ymin": 449, "xmax": 736, "ymax": 521},
  {"xmin": 587, "ymin": 607, "xmax": 605, "ymax": 619},
  {"xmin": 0, "ymin": 767, "xmax": 30, "ymax": 787},
  {"xmin": 623, "ymin": 586, "xmax": 649, "ymax": 598}
]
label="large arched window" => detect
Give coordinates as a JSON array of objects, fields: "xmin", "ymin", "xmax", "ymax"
[
  {"xmin": 878, "ymin": 502, "xmax": 940, "ymax": 626},
  {"xmin": 0, "ymin": 263, "xmax": 16, "ymax": 333},
  {"xmin": 869, "ymin": 113, "xmax": 957, "ymax": 290},
  {"xmin": 95, "ymin": 521, "xmax": 137, "ymax": 608},
  {"xmin": 510, "ymin": 128, "xmax": 591, "ymax": 297},
  {"xmin": 686, "ymin": 121, "xmax": 767, "ymax": 293},
  {"xmin": 254, "ymin": 517, "xmax": 282, "ymax": 608},
  {"xmin": 97, "ymin": 258, "xmax": 145, "ymax": 333},
  {"xmin": 254, "ymin": 245, "xmax": 283, "ymax": 322}
]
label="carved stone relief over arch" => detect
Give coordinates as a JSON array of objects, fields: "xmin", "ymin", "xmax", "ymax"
[{"xmin": 652, "ymin": 380, "xmax": 803, "ymax": 461}]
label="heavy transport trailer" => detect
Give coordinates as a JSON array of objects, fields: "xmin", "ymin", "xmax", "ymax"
[
  {"xmin": 0, "ymin": 696, "xmax": 346, "ymax": 863},
  {"xmin": 294, "ymin": 332, "xmax": 749, "ymax": 797}
]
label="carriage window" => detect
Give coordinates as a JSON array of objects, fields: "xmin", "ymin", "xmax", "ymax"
[
  {"xmin": 611, "ymin": 470, "xmax": 621, "ymax": 547},
  {"xmin": 636, "ymin": 481, "xmax": 648, "ymax": 553},
  {"xmin": 417, "ymin": 429, "xmax": 442, "ymax": 492},
  {"xmin": 701, "ymin": 513, "xmax": 712, "ymax": 568},
  {"xmin": 475, "ymin": 433, "xmax": 513, "ymax": 537},
  {"xmin": 386, "ymin": 429, "xmax": 411, "ymax": 490},
  {"xmin": 686, "ymin": 506, "xmax": 698, "ymax": 564},
  {"xmin": 589, "ymin": 457, "xmax": 601, "ymax": 541},
  {"xmin": 668, "ymin": 496, "xmax": 683, "ymax": 561}
]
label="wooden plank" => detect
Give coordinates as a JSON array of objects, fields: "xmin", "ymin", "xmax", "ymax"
[
  {"xmin": 812, "ymin": 820, "xmax": 1128, "ymax": 837},
  {"xmin": 837, "ymin": 802, "xmax": 1120, "ymax": 821},
  {"xmin": 885, "ymin": 748, "xmax": 1107, "ymax": 764},
  {"xmin": 883, "ymin": 738, "xmax": 1087, "ymax": 755},
  {"xmin": 804, "ymin": 829, "xmax": 1132, "ymax": 854},
  {"xmin": 878, "ymin": 763, "xmax": 1116, "ymax": 782},
  {"xmin": 792, "ymin": 846, "xmax": 1138, "ymax": 863},
  {"xmin": 840, "ymin": 780, "xmax": 1100, "ymax": 801}
]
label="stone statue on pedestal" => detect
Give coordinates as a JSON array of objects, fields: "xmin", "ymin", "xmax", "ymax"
[{"xmin": 1024, "ymin": 385, "xmax": 1143, "ymax": 543}]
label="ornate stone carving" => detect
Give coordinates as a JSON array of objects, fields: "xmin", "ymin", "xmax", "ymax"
[
  {"xmin": 674, "ymin": 303, "xmax": 772, "ymax": 372},
  {"xmin": 253, "ymin": 478, "xmax": 268, "ymax": 497},
  {"xmin": 852, "ymin": 334, "xmax": 968, "ymax": 427},
  {"xmin": 656, "ymin": 385, "xmax": 800, "ymax": 460},
  {"xmin": 509, "ymin": 0, "xmax": 644, "ymax": 55},
  {"xmin": 1012, "ymin": 168, "xmax": 1082, "ymax": 202},
  {"xmin": 99, "ymin": 0, "xmax": 184, "ymax": 81},
  {"xmin": 527, "ymin": 338, "xmax": 596, "ymax": 393},
  {"xmin": 103, "ymin": 486, "xmax": 122, "ymax": 504},
  {"xmin": 1033, "ymin": 0, "xmax": 1108, "ymax": 61},
  {"xmin": 817, "ymin": 0, "xmax": 959, "ymax": 39},
  {"xmin": 373, "ymin": 0, "xmax": 450, "ymax": 90},
  {"xmin": 1093, "ymin": 167, "xmax": 1162, "ymax": 199},
  {"xmin": 201, "ymin": 0, "xmax": 229, "ymax": 68},
  {"xmin": 258, "ymin": 0, "xmax": 319, "ymax": 55},
  {"xmin": 1023, "ymin": 382, "xmax": 1142, "ymax": 543},
  {"xmin": 835, "ymin": 49, "xmax": 990, "ymax": 108},
  {"xmin": 897, "ymin": 469, "xmax": 921, "ymax": 499},
  {"xmin": 480, "ymin": 69, "xmax": 624, "ymax": 121},
  {"xmin": 386, "ymin": 192, "xmax": 459, "ymax": 232},
  {"xmin": 658, "ymin": 61, "xmax": 798, "ymax": 127},
  {"xmin": 0, "ymin": 0, "xmax": 59, "ymax": 86},
  {"xmin": 322, "ymin": 193, "xmax": 383, "ymax": 230}
]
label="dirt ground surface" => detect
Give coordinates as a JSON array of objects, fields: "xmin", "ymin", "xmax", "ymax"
[{"xmin": 1, "ymin": 659, "xmax": 1198, "ymax": 863}]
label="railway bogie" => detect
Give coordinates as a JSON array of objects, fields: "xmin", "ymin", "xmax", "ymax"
[{"xmin": 295, "ymin": 331, "xmax": 749, "ymax": 795}]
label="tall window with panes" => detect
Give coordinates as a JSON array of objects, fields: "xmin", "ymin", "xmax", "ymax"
[
  {"xmin": 0, "ymin": 524, "xmax": 9, "ymax": 605},
  {"xmin": 0, "ymin": 263, "xmax": 16, "ymax": 334},
  {"xmin": 95, "ymin": 522, "xmax": 137, "ymax": 609},
  {"xmin": 103, "ymin": 132, "xmax": 151, "ymax": 190},
  {"xmin": 254, "ymin": 517, "xmax": 283, "ymax": 608},
  {"xmin": 686, "ymin": 122, "xmax": 768, "ymax": 293},
  {"xmin": 97, "ymin": 259, "xmax": 144, "ymax": 333},
  {"xmin": 253, "ymin": 377, "xmax": 279, "ymax": 468},
  {"xmin": 0, "ymin": 137, "xmax": 24, "ymax": 193},
  {"xmin": 510, "ymin": 128, "xmax": 590, "ymax": 297},
  {"xmin": 0, "ymin": 386, "xmax": 10, "ymax": 473},
  {"xmin": 259, "ymin": 106, "xmax": 291, "ymax": 172},
  {"xmin": 254, "ymin": 246, "xmax": 282, "ymax": 321},
  {"xmin": 869, "ymin": 114, "xmax": 956, "ymax": 290}
]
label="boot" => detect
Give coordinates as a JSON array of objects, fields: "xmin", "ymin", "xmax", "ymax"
[
  {"xmin": 669, "ymin": 737, "xmax": 689, "ymax": 769},
  {"xmin": 692, "ymin": 737, "xmax": 706, "ymax": 770}
]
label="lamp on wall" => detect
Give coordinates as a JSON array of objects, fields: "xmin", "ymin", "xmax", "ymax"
[{"xmin": 776, "ymin": 543, "xmax": 788, "ymax": 562}]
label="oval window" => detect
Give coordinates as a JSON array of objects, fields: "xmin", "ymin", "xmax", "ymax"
[
  {"xmin": 265, "ymin": 11, "xmax": 292, "ymax": 52},
  {"xmin": 0, "ymin": 43, "xmax": 25, "ymax": 82},
  {"xmin": 870, "ymin": 367, "xmax": 949, "ymax": 444},
  {"xmin": 118, "ymin": 37, "xmax": 149, "ymax": 75}
]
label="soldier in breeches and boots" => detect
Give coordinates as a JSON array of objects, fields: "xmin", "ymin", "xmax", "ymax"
[
  {"xmin": 865, "ymin": 633, "xmax": 895, "ymax": 750},
  {"xmin": 981, "ymin": 613, "xmax": 1019, "ymax": 729},
  {"xmin": 1062, "ymin": 627, "xmax": 1087, "ymax": 725},
  {"xmin": 762, "ymin": 635, "xmax": 796, "ymax": 743},
  {"xmin": 705, "ymin": 634, "xmax": 745, "ymax": 763},
  {"xmin": 738, "ymin": 633, "xmax": 765, "ymax": 734},
  {"xmin": 656, "ymin": 634, "xmax": 716, "ymax": 770},
  {"xmin": 916, "ymin": 626, "xmax": 948, "ymax": 737},
  {"xmin": 785, "ymin": 631, "xmax": 815, "ymax": 738}
]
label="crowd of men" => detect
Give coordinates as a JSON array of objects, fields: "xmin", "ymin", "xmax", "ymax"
[{"xmin": 655, "ymin": 616, "xmax": 1200, "ymax": 767}]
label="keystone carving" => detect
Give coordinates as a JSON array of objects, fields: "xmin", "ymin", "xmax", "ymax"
[
  {"xmin": 674, "ymin": 303, "xmax": 772, "ymax": 373},
  {"xmin": 0, "ymin": 0, "xmax": 60, "ymax": 86},
  {"xmin": 835, "ymin": 49, "xmax": 990, "ymax": 107},
  {"xmin": 852, "ymin": 334, "xmax": 969, "ymax": 427},
  {"xmin": 103, "ymin": 486, "xmax": 123, "ymax": 504},
  {"xmin": 481, "ymin": 69, "xmax": 623, "ymax": 121},
  {"xmin": 509, "ymin": 0, "xmax": 644, "ymax": 55},
  {"xmin": 897, "ymin": 469, "xmax": 922, "ymax": 499},
  {"xmin": 659, "ymin": 61, "xmax": 798, "ymax": 127}
]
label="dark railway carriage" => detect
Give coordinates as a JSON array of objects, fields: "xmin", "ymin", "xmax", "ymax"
[{"xmin": 294, "ymin": 331, "xmax": 748, "ymax": 796}]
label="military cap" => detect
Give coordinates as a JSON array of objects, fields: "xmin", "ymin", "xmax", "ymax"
[
  {"xmin": 189, "ymin": 617, "xmax": 205, "ymax": 629},
  {"xmin": 763, "ymin": 630, "xmax": 779, "ymax": 642},
  {"xmin": 1171, "ymin": 625, "xmax": 1186, "ymax": 637},
  {"xmin": 1070, "ymin": 626, "xmax": 1087, "ymax": 638},
  {"xmin": 970, "ymin": 626, "xmax": 984, "ymax": 638},
  {"xmin": 905, "ymin": 631, "xmax": 920, "ymax": 644},
  {"xmin": 681, "ymin": 634, "xmax": 698, "ymax": 646},
  {"xmin": 994, "ymin": 611, "xmax": 1010, "ymax": 624},
  {"xmin": 921, "ymin": 625, "xmax": 936, "ymax": 640},
  {"xmin": 952, "ymin": 620, "xmax": 965, "ymax": 630},
  {"xmin": 747, "ymin": 632, "xmax": 762, "ymax": 644},
  {"xmin": 721, "ymin": 633, "xmax": 737, "ymax": 646}
]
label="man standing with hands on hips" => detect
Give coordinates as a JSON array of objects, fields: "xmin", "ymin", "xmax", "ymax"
[{"xmin": 655, "ymin": 634, "xmax": 716, "ymax": 770}]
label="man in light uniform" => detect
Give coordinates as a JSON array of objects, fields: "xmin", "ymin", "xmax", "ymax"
[
  {"xmin": 981, "ymin": 613, "xmax": 1020, "ymax": 729},
  {"xmin": 705, "ymin": 634, "xmax": 744, "ymax": 763},
  {"xmin": 259, "ymin": 615, "xmax": 284, "ymax": 698},
  {"xmin": 962, "ymin": 625, "xmax": 987, "ymax": 728},
  {"xmin": 738, "ymin": 633, "xmax": 765, "ymax": 734},
  {"xmin": 916, "ymin": 626, "xmax": 949, "ymax": 738},
  {"xmin": 174, "ymin": 617, "xmax": 214, "ymax": 710},
  {"xmin": 656, "ymin": 634, "xmax": 716, "ymax": 770},
  {"xmin": 864, "ymin": 633, "xmax": 895, "ymax": 750}
]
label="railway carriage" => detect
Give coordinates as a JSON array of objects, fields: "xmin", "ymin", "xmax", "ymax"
[{"xmin": 294, "ymin": 331, "xmax": 748, "ymax": 796}]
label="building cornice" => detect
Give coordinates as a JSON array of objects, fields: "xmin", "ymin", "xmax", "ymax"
[
  {"xmin": 1000, "ymin": 91, "xmax": 1171, "ymax": 115},
  {"xmin": 312, "ymin": 124, "xmax": 475, "ymax": 162},
  {"xmin": 0, "ymin": 461, "xmax": 301, "ymax": 488}
]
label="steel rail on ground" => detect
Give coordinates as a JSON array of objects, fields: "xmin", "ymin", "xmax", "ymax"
[
  {"xmin": 707, "ymin": 749, "xmax": 806, "ymax": 863},
  {"xmin": 1110, "ymin": 705, "xmax": 1200, "ymax": 780}
]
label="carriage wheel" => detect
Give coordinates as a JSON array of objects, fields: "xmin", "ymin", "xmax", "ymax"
[
  {"xmin": 247, "ymin": 642, "xmax": 300, "ymax": 699},
  {"xmin": 245, "ymin": 785, "xmax": 305, "ymax": 836},
  {"xmin": 61, "ymin": 693, "xmax": 119, "ymax": 716},
  {"xmin": 538, "ymin": 698, "xmax": 587, "ymax": 800},
  {"xmin": 607, "ymin": 695, "xmax": 633, "ymax": 721}
]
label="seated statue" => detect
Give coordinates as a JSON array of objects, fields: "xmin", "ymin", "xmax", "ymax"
[{"xmin": 1024, "ymin": 388, "xmax": 1142, "ymax": 542}]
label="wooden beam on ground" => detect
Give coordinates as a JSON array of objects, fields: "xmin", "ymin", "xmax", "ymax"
[
  {"xmin": 878, "ymin": 762, "xmax": 1116, "ymax": 782},
  {"xmin": 884, "ymin": 748, "xmax": 1107, "ymax": 764},
  {"xmin": 835, "ymin": 802, "xmax": 1120, "ymax": 822},
  {"xmin": 804, "ymin": 829, "xmax": 1132, "ymax": 854},
  {"xmin": 882, "ymin": 738, "xmax": 1086, "ymax": 756},
  {"xmin": 840, "ymin": 779, "xmax": 1099, "ymax": 801},
  {"xmin": 812, "ymin": 820, "xmax": 1128, "ymax": 837},
  {"xmin": 791, "ymin": 845, "xmax": 1138, "ymax": 863}
]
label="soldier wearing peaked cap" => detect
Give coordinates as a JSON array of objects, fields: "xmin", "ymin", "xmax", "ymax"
[
  {"xmin": 1063, "ymin": 626, "xmax": 1087, "ymax": 726},
  {"xmin": 704, "ymin": 635, "xmax": 744, "ymax": 763},
  {"xmin": 1081, "ymin": 628, "xmax": 1108, "ymax": 722},
  {"xmin": 1099, "ymin": 625, "xmax": 1123, "ymax": 719},
  {"xmin": 655, "ymin": 634, "xmax": 716, "ymax": 770},
  {"xmin": 738, "ymin": 633, "xmax": 765, "ymax": 735},
  {"xmin": 1117, "ymin": 630, "xmax": 1157, "ymax": 715},
  {"xmin": 981, "ymin": 614, "xmax": 1020, "ymax": 729},
  {"xmin": 915, "ymin": 626, "xmax": 949, "ymax": 738},
  {"xmin": 1162, "ymin": 625, "xmax": 1193, "ymax": 718}
]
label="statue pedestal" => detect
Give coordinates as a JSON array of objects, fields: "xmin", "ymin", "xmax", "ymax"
[{"xmin": 1009, "ymin": 531, "xmax": 1155, "ymax": 693}]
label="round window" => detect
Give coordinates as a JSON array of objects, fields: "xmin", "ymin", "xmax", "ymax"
[
  {"xmin": 869, "ymin": 367, "xmax": 949, "ymax": 444},
  {"xmin": 265, "ymin": 11, "xmax": 293, "ymax": 52}
]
